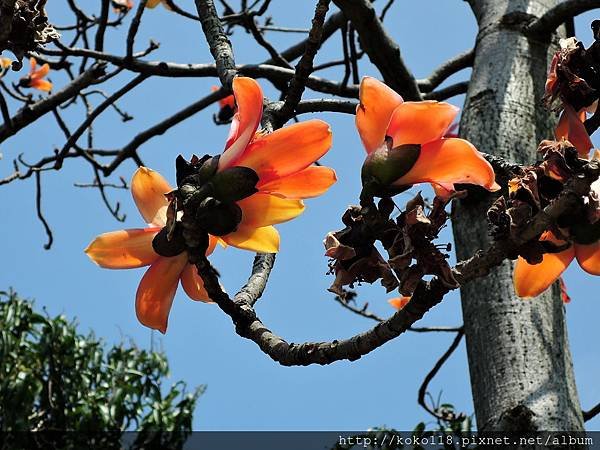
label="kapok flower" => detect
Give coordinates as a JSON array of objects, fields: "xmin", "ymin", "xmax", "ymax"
[
  {"xmin": 356, "ymin": 77, "xmax": 498, "ymax": 198},
  {"xmin": 555, "ymin": 104, "xmax": 593, "ymax": 158},
  {"xmin": 86, "ymin": 76, "xmax": 336, "ymax": 333},
  {"xmin": 513, "ymin": 230, "xmax": 600, "ymax": 298},
  {"xmin": 388, "ymin": 296, "xmax": 411, "ymax": 310},
  {"xmin": 211, "ymin": 85, "xmax": 235, "ymax": 123},
  {"xmin": 86, "ymin": 168, "xmax": 217, "ymax": 333},
  {"xmin": 19, "ymin": 57, "xmax": 52, "ymax": 92}
]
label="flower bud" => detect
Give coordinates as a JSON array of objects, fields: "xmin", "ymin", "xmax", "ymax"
[{"xmin": 361, "ymin": 137, "xmax": 420, "ymax": 198}]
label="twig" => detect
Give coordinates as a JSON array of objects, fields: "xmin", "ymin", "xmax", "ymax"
[
  {"xmin": 418, "ymin": 329, "xmax": 465, "ymax": 420},
  {"xmin": 0, "ymin": 64, "xmax": 107, "ymax": 143},
  {"xmin": 103, "ymin": 88, "xmax": 229, "ymax": 175},
  {"xmin": 34, "ymin": 171, "xmax": 53, "ymax": 250},
  {"xmin": 332, "ymin": 0, "xmax": 422, "ymax": 100},
  {"xmin": 54, "ymin": 74, "xmax": 149, "ymax": 169}
]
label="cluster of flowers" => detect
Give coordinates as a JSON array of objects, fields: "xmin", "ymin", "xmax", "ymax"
[{"xmin": 85, "ymin": 76, "xmax": 502, "ymax": 332}]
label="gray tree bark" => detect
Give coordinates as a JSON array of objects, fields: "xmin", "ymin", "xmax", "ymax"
[{"xmin": 454, "ymin": 0, "xmax": 585, "ymax": 433}]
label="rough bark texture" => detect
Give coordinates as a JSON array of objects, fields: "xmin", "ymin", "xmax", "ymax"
[{"xmin": 455, "ymin": 0, "xmax": 585, "ymax": 434}]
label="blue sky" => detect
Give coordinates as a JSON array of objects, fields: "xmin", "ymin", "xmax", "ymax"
[{"xmin": 0, "ymin": 0, "xmax": 598, "ymax": 431}]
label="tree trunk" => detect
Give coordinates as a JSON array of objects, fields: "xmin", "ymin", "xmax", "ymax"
[{"xmin": 454, "ymin": 0, "xmax": 585, "ymax": 433}]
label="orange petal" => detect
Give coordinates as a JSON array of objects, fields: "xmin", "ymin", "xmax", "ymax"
[
  {"xmin": 145, "ymin": 0, "xmax": 161, "ymax": 7},
  {"xmin": 131, "ymin": 167, "xmax": 173, "ymax": 226},
  {"xmin": 257, "ymin": 166, "xmax": 337, "ymax": 199},
  {"xmin": 513, "ymin": 248, "xmax": 575, "ymax": 298},
  {"xmin": 356, "ymin": 76, "xmax": 404, "ymax": 153},
  {"xmin": 180, "ymin": 264, "xmax": 212, "ymax": 302},
  {"xmin": 0, "ymin": 58, "xmax": 12, "ymax": 69},
  {"xmin": 237, "ymin": 193, "xmax": 305, "ymax": 227},
  {"xmin": 234, "ymin": 120, "xmax": 332, "ymax": 183},
  {"xmin": 555, "ymin": 105, "xmax": 593, "ymax": 158},
  {"xmin": 218, "ymin": 77, "xmax": 263, "ymax": 170},
  {"xmin": 222, "ymin": 225, "xmax": 280, "ymax": 253},
  {"xmin": 31, "ymin": 63, "xmax": 50, "ymax": 80},
  {"xmin": 386, "ymin": 101, "xmax": 459, "ymax": 147},
  {"xmin": 85, "ymin": 227, "xmax": 160, "ymax": 269},
  {"xmin": 30, "ymin": 79, "xmax": 52, "ymax": 92},
  {"xmin": 388, "ymin": 296, "xmax": 411, "ymax": 310},
  {"xmin": 135, "ymin": 254, "xmax": 187, "ymax": 333},
  {"xmin": 394, "ymin": 138, "xmax": 498, "ymax": 191},
  {"xmin": 575, "ymin": 242, "xmax": 600, "ymax": 275}
]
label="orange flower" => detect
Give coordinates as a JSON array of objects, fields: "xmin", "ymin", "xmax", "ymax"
[
  {"xmin": 555, "ymin": 104, "xmax": 593, "ymax": 158},
  {"xmin": 356, "ymin": 77, "xmax": 499, "ymax": 196},
  {"xmin": 86, "ymin": 76, "xmax": 336, "ymax": 333},
  {"xmin": 19, "ymin": 57, "xmax": 52, "ymax": 92},
  {"xmin": 388, "ymin": 296, "xmax": 411, "ymax": 310},
  {"xmin": 513, "ymin": 236, "xmax": 600, "ymax": 298}
]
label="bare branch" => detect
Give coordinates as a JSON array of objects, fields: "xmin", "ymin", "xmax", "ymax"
[
  {"xmin": 195, "ymin": 0, "xmax": 237, "ymax": 88},
  {"xmin": 0, "ymin": 63, "xmax": 107, "ymax": 143},
  {"xmin": 527, "ymin": 0, "xmax": 600, "ymax": 36},
  {"xmin": 332, "ymin": 0, "xmax": 422, "ymax": 100},
  {"xmin": 418, "ymin": 329, "xmax": 465, "ymax": 420},
  {"xmin": 278, "ymin": 0, "xmax": 331, "ymax": 122},
  {"xmin": 583, "ymin": 402, "xmax": 600, "ymax": 422},
  {"xmin": 189, "ymin": 161, "xmax": 598, "ymax": 366},
  {"xmin": 423, "ymin": 81, "xmax": 469, "ymax": 101},
  {"xmin": 418, "ymin": 49, "xmax": 474, "ymax": 93},
  {"xmin": 34, "ymin": 171, "xmax": 53, "ymax": 250},
  {"xmin": 54, "ymin": 73, "xmax": 149, "ymax": 170}
]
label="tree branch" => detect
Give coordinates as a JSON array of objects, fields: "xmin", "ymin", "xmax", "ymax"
[
  {"xmin": 190, "ymin": 160, "xmax": 598, "ymax": 366},
  {"xmin": 332, "ymin": 0, "xmax": 422, "ymax": 100},
  {"xmin": 583, "ymin": 402, "xmax": 600, "ymax": 422},
  {"xmin": 0, "ymin": 63, "xmax": 107, "ymax": 143},
  {"xmin": 418, "ymin": 49, "xmax": 474, "ymax": 93},
  {"xmin": 418, "ymin": 329, "xmax": 465, "ymax": 420},
  {"xmin": 195, "ymin": 0, "xmax": 237, "ymax": 88},
  {"xmin": 527, "ymin": 0, "xmax": 600, "ymax": 37},
  {"xmin": 423, "ymin": 81, "xmax": 469, "ymax": 101},
  {"xmin": 278, "ymin": 0, "xmax": 331, "ymax": 123}
]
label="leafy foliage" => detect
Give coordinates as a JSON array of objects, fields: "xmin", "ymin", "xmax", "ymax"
[{"xmin": 0, "ymin": 290, "xmax": 203, "ymax": 449}]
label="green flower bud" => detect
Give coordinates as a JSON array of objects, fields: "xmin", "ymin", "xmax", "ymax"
[{"xmin": 361, "ymin": 137, "xmax": 420, "ymax": 198}]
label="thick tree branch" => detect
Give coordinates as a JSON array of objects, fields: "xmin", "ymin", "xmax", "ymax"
[
  {"xmin": 423, "ymin": 81, "xmax": 469, "ymax": 101},
  {"xmin": 42, "ymin": 46, "xmax": 359, "ymax": 97},
  {"xmin": 527, "ymin": 0, "xmax": 600, "ymax": 36},
  {"xmin": 191, "ymin": 161, "xmax": 598, "ymax": 366},
  {"xmin": 195, "ymin": 0, "xmax": 237, "ymax": 88},
  {"xmin": 332, "ymin": 0, "xmax": 422, "ymax": 100},
  {"xmin": 583, "ymin": 402, "xmax": 600, "ymax": 421},
  {"xmin": 418, "ymin": 49, "xmax": 474, "ymax": 93},
  {"xmin": 278, "ymin": 0, "xmax": 331, "ymax": 123}
]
